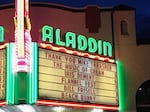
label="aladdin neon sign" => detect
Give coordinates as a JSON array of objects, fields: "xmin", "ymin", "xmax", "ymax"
[
  {"xmin": 42, "ymin": 25, "xmax": 112, "ymax": 57},
  {"xmin": 1, "ymin": 25, "xmax": 113, "ymax": 57}
]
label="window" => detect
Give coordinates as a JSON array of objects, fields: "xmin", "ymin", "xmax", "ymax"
[{"xmin": 120, "ymin": 20, "xmax": 128, "ymax": 35}]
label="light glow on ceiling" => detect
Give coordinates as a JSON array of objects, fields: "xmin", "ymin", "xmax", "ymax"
[
  {"xmin": 0, "ymin": 109, "xmax": 5, "ymax": 112},
  {"xmin": 17, "ymin": 105, "xmax": 36, "ymax": 112},
  {"xmin": 37, "ymin": 100, "xmax": 119, "ymax": 111}
]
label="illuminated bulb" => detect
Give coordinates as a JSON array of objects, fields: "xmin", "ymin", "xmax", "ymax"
[
  {"xmin": 92, "ymin": 109, "xmax": 103, "ymax": 112},
  {"xmin": 17, "ymin": 105, "xmax": 36, "ymax": 112},
  {"xmin": 57, "ymin": 107, "xmax": 61, "ymax": 112},
  {"xmin": 52, "ymin": 107, "xmax": 65, "ymax": 112},
  {"xmin": 139, "ymin": 88, "xmax": 142, "ymax": 90}
]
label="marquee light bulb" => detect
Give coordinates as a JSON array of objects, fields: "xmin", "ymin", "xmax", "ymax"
[
  {"xmin": 17, "ymin": 105, "xmax": 36, "ymax": 112},
  {"xmin": 92, "ymin": 109, "xmax": 103, "ymax": 112}
]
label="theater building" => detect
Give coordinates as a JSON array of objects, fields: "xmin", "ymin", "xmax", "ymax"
[{"xmin": 0, "ymin": 1, "xmax": 150, "ymax": 112}]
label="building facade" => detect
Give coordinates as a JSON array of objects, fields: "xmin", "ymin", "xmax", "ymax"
[{"xmin": 0, "ymin": 2, "xmax": 150, "ymax": 112}]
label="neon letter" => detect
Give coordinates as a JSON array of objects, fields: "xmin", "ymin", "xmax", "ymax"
[
  {"xmin": 42, "ymin": 25, "xmax": 53, "ymax": 43},
  {"xmin": 0, "ymin": 26, "xmax": 4, "ymax": 42},
  {"xmin": 77, "ymin": 35, "xmax": 87, "ymax": 51},
  {"xmin": 65, "ymin": 32, "xmax": 76, "ymax": 48},
  {"xmin": 55, "ymin": 28, "xmax": 65, "ymax": 46},
  {"xmin": 97, "ymin": 40, "xmax": 102, "ymax": 55},
  {"xmin": 88, "ymin": 37, "xmax": 97, "ymax": 53},
  {"xmin": 103, "ymin": 41, "xmax": 112, "ymax": 57}
]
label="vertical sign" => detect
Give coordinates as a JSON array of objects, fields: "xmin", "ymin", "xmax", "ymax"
[
  {"xmin": 6, "ymin": 0, "xmax": 37, "ymax": 104},
  {"xmin": 14, "ymin": 0, "xmax": 32, "ymax": 73}
]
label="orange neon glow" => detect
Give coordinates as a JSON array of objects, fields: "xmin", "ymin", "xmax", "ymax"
[
  {"xmin": 0, "ymin": 101, "xmax": 6, "ymax": 106},
  {"xmin": 39, "ymin": 43, "xmax": 115, "ymax": 63},
  {"xmin": 0, "ymin": 43, "xmax": 8, "ymax": 49},
  {"xmin": 37, "ymin": 100, "xmax": 119, "ymax": 111},
  {"xmin": 24, "ymin": 0, "xmax": 29, "ymax": 17}
]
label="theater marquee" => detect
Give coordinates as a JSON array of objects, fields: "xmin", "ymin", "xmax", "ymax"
[
  {"xmin": 0, "ymin": 3, "xmax": 120, "ymax": 110},
  {"xmin": 38, "ymin": 48, "xmax": 118, "ymax": 105}
]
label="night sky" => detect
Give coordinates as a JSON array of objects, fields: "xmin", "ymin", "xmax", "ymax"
[{"xmin": 0, "ymin": 0, "xmax": 150, "ymax": 43}]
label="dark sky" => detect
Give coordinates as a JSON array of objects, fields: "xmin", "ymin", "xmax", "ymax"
[
  {"xmin": 0, "ymin": 0, "xmax": 149, "ymax": 15},
  {"xmin": 0, "ymin": 0, "xmax": 150, "ymax": 43}
]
